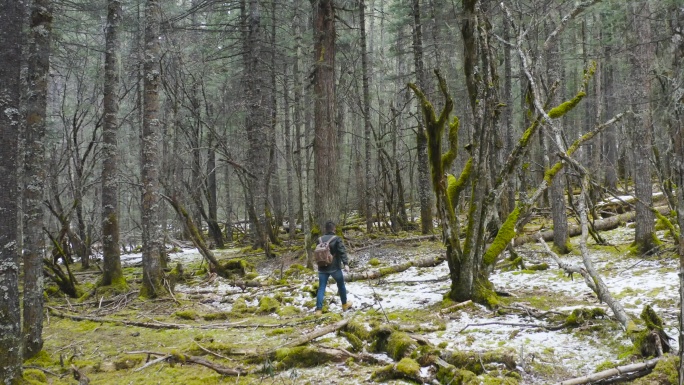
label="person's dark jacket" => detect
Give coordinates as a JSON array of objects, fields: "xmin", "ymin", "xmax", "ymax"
[{"xmin": 316, "ymin": 232, "xmax": 348, "ymax": 273}]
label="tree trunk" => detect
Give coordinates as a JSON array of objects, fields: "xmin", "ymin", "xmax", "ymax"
[
  {"xmin": 22, "ymin": 0, "xmax": 52, "ymax": 358},
  {"xmin": 359, "ymin": 0, "xmax": 374, "ymax": 233},
  {"xmin": 243, "ymin": 0, "xmax": 270, "ymax": 251},
  {"xmin": 0, "ymin": 0, "xmax": 23, "ymax": 378},
  {"xmin": 312, "ymin": 0, "xmax": 339, "ymax": 230},
  {"xmin": 141, "ymin": 0, "xmax": 164, "ymax": 298},
  {"xmin": 206, "ymin": 139, "xmax": 223, "ymax": 248},
  {"xmin": 631, "ymin": 1, "xmax": 656, "ymax": 254},
  {"xmin": 101, "ymin": 0, "xmax": 124, "ymax": 288},
  {"xmin": 283, "ymin": 67, "xmax": 296, "ymax": 239},
  {"xmin": 411, "ymin": 0, "xmax": 433, "ymax": 235}
]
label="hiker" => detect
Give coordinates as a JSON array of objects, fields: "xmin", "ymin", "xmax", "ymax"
[{"xmin": 315, "ymin": 221, "xmax": 352, "ymax": 315}]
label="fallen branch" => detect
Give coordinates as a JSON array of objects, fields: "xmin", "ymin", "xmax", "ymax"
[
  {"xmin": 71, "ymin": 365, "xmax": 90, "ymax": 385},
  {"xmin": 267, "ymin": 318, "xmax": 351, "ymax": 355},
  {"xmin": 346, "ymin": 255, "xmax": 445, "ymax": 282},
  {"xmin": 555, "ymin": 357, "xmax": 660, "ymax": 385},
  {"xmin": 127, "ymin": 351, "xmax": 248, "ymax": 376},
  {"xmin": 440, "ymin": 300, "xmax": 473, "ymax": 314}
]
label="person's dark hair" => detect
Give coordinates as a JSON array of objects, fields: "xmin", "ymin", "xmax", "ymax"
[{"xmin": 325, "ymin": 221, "xmax": 336, "ymax": 233}]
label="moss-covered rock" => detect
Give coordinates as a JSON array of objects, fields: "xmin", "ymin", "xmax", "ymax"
[
  {"xmin": 258, "ymin": 296, "xmax": 280, "ymax": 314},
  {"xmin": 564, "ymin": 308, "xmax": 606, "ymax": 327},
  {"xmin": 371, "ymin": 357, "xmax": 422, "ymax": 383},
  {"xmin": 386, "ymin": 331, "xmax": 416, "ymax": 360},
  {"xmin": 22, "ymin": 368, "xmax": 48, "ymax": 384},
  {"xmin": 274, "ymin": 346, "xmax": 326, "ymax": 369},
  {"xmin": 436, "ymin": 366, "xmax": 478, "ymax": 385}
]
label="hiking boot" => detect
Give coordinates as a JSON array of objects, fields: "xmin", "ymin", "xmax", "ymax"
[
  {"xmin": 315, "ymin": 309, "xmax": 323, "ymax": 316},
  {"xmin": 342, "ymin": 302, "xmax": 353, "ymax": 311}
]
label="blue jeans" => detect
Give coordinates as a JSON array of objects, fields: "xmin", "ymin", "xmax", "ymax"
[{"xmin": 316, "ymin": 269, "xmax": 347, "ymax": 310}]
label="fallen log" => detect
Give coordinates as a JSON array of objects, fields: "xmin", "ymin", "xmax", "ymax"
[
  {"xmin": 351, "ymin": 235, "xmax": 437, "ymax": 252},
  {"xmin": 514, "ymin": 205, "xmax": 670, "ymax": 246},
  {"xmin": 555, "ymin": 357, "xmax": 660, "ymax": 385},
  {"xmin": 267, "ymin": 318, "xmax": 351, "ymax": 355},
  {"xmin": 346, "ymin": 254, "xmax": 445, "ymax": 282}
]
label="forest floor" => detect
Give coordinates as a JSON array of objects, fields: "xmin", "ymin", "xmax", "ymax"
[{"xmin": 26, "ymin": 222, "xmax": 681, "ymax": 385}]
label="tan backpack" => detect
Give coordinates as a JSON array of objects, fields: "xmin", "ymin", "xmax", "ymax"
[{"xmin": 313, "ymin": 236, "xmax": 337, "ymax": 267}]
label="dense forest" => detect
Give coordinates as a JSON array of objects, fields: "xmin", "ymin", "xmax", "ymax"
[{"xmin": 1, "ymin": 0, "xmax": 684, "ymax": 383}]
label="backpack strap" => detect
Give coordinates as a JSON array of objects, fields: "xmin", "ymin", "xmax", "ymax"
[{"xmin": 320, "ymin": 235, "xmax": 337, "ymax": 246}]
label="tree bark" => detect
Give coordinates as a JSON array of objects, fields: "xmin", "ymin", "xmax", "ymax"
[
  {"xmin": 630, "ymin": 1, "xmax": 656, "ymax": 253},
  {"xmin": 312, "ymin": 0, "xmax": 339, "ymax": 230},
  {"xmin": 359, "ymin": 0, "xmax": 374, "ymax": 233},
  {"xmin": 411, "ymin": 0, "xmax": 433, "ymax": 235},
  {"xmin": 0, "ymin": 0, "xmax": 23, "ymax": 379},
  {"xmin": 23, "ymin": 0, "xmax": 53, "ymax": 358},
  {"xmin": 101, "ymin": 0, "xmax": 124, "ymax": 288},
  {"xmin": 141, "ymin": 0, "xmax": 164, "ymax": 298}
]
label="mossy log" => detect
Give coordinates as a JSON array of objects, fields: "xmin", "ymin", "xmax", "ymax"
[
  {"xmin": 351, "ymin": 235, "xmax": 437, "ymax": 251},
  {"xmin": 514, "ymin": 205, "xmax": 670, "ymax": 246},
  {"xmin": 346, "ymin": 254, "xmax": 444, "ymax": 282},
  {"xmin": 555, "ymin": 357, "xmax": 660, "ymax": 385},
  {"xmin": 371, "ymin": 357, "xmax": 428, "ymax": 383},
  {"xmin": 274, "ymin": 346, "xmax": 378, "ymax": 369}
]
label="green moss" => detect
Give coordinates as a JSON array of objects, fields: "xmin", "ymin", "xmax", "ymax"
[
  {"xmin": 543, "ymin": 162, "xmax": 564, "ymax": 184},
  {"xmin": 265, "ymin": 327, "xmax": 293, "ymax": 336},
  {"xmin": 346, "ymin": 319, "xmax": 371, "ymax": 341},
  {"xmin": 527, "ymin": 263, "xmax": 549, "ymax": 271},
  {"xmin": 631, "ymin": 354, "xmax": 678, "ymax": 385},
  {"xmin": 641, "ymin": 305, "xmax": 664, "ymax": 331},
  {"xmin": 276, "ymin": 305, "xmax": 301, "ymax": 317},
  {"xmin": 548, "ymin": 91, "xmax": 586, "ymax": 119},
  {"xmin": 565, "ymin": 308, "xmax": 607, "ymax": 327},
  {"xmin": 483, "ymin": 206, "xmax": 520, "ymax": 266},
  {"xmin": 436, "ymin": 366, "xmax": 478, "ymax": 385},
  {"xmin": 258, "ymin": 296, "xmax": 280, "ymax": 314},
  {"xmin": 202, "ymin": 312, "xmax": 230, "ymax": 321},
  {"xmin": 23, "ymin": 350, "xmax": 54, "ymax": 367},
  {"xmin": 472, "ymin": 280, "xmax": 499, "ymax": 308},
  {"xmin": 21, "ymin": 369, "xmax": 47, "ymax": 384},
  {"xmin": 386, "ymin": 331, "xmax": 415, "ymax": 360},
  {"xmin": 396, "ymin": 357, "xmax": 421, "ymax": 377},
  {"xmin": 369, "ymin": 258, "xmax": 381, "ymax": 267},
  {"xmin": 274, "ymin": 346, "xmax": 323, "ymax": 368},
  {"xmin": 594, "ymin": 360, "xmax": 617, "ymax": 372},
  {"xmin": 443, "ymin": 350, "xmax": 516, "ymax": 375},
  {"xmin": 340, "ymin": 331, "xmax": 364, "ymax": 352},
  {"xmin": 231, "ymin": 297, "xmax": 255, "ymax": 314},
  {"xmin": 174, "ymin": 310, "xmax": 198, "ymax": 320}
]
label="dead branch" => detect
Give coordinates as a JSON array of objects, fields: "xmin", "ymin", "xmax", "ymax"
[
  {"xmin": 440, "ymin": 300, "xmax": 473, "ymax": 314},
  {"xmin": 127, "ymin": 351, "xmax": 248, "ymax": 376},
  {"xmin": 266, "ymin": 318, "xmax": 351, "ymax": 355},
  {"xmin": 71, "ymin": 365, "xmax": 90, "ymax": 385},
  {"xmin": 555, "ymin": 357, "xmax": 660, "ymax": 385}
]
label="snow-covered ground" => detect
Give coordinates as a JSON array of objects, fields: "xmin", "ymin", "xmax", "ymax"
[{"xmin": 125, "ymin": 223, "xmax": 680, "ymax": 382}]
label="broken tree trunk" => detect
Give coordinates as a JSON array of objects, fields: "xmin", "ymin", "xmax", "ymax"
[
  {"xmin": 346, "ymin": 254, "xmax": 444, "ymax": 282},
  {"xmin": 162, "ymin": 195, "xmax": 227, "ymax": 277},
  {"xmin": 515, "ymin": 205, "xmax": 670, "ymax": 246}
]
